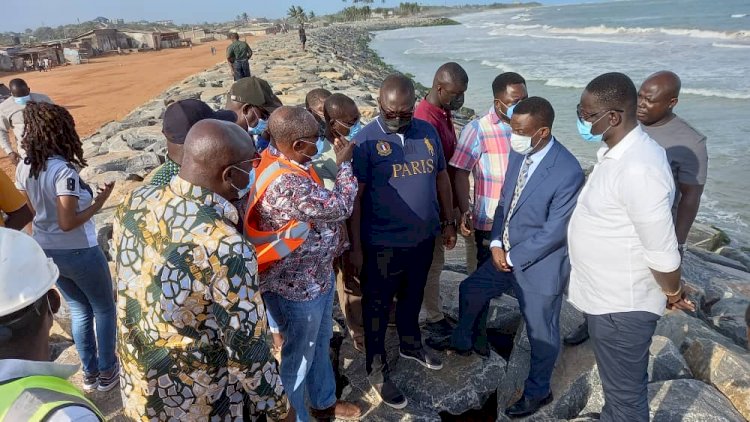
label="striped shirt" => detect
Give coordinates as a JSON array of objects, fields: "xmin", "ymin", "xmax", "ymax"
[{"xmin": 449, "ymin": 106, "xmax": 511, "ymax": 231}]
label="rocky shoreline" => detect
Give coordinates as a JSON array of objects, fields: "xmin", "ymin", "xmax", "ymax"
[{"xmin": 51, "ymin": 18, "xmax": 750, "ymax": 421}]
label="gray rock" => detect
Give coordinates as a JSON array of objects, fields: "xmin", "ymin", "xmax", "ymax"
[
  {"xmin": 125, "ymin": 152, "xmax": 162, "ymax": 175},
  {"xmin": 718, "ymin": 246, "xmax": 750, "ymax": 272},
  {"xmin": 655, "ymin": 310, "xmax": 748, "ymax": 355},
  {"xmin": 87, "ymin": 171, "xmax": 129, "ymax": 186},
  {"xmin": 119, "ymin": 126, "xmax": 167, "ymax": 151},
  {"xmin": 647, "ymin": 336, "xmax": 693, "ymax": 382},
  {"xmin": 144, "ymin": 139, "xmax": 167, "ymax": 157},
  {"xmin": 339, "ymin": 325, "xmax": 504, "ymax": 419},
  {"xmin": 647, "ymin": 379, "xmax": 746, "ymax": 421},
  {"xmin": 99, "ymin": 136, "xmax": 132, "ymax": 154},
  {"xmin": 682, "ymin": 335, "xmax": 750, "ymax": 420},
  {"xmin": 79, "ymin": 151, "xmax": 140, "ymax": 179},
  {"xmin": 688, "ymin": 222, "xmax": 731, "ymax": 251},
  {"xmin": 53, "ymin": 300, "xmax": 72, "ymax": 338},
  {"xmin": 709, "ymin": 297, "xmax": 750, "ymax": 347},
  {"xmin": 97, "ymin": 223, "xmax": 114, "ymax": 261}
]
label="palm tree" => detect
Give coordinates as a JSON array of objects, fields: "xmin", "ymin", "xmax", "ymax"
[
  {"xmin": 287, "ymin": 5, "xmax": 308, "ymax": 24},
  {"xmin": 241, "ymin": 12, "xmax": 249, "ymax": 23}
]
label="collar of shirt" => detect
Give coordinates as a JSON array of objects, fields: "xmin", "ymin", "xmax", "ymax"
[
  {"xmin": 267, "ymin": 144, "xmax": 312, "ymax": 171},
  {"xmin": 596, "ymin": 125, "xmax": 643, "ymax": 163},
  {"xmin": 375, "ymin": 116, "xmax": 410, "ymax": 146},
  {"xmin": 418, "ymin": 97, "xmax": 450, "ymax": 121},
  {"xmin": 169, "ymin": 176, "xmax": 239, "ymax": 225},
  {"xmin": 0, "ymin": 359, "xmax": 78, "ymax": 383},
  {"xmin": 488, "ymin": 105, "xmax": 504, "ymax": 126},
  {"xmin": 527, "ymin": 137, "xmax": 556, "ymax": 167}
]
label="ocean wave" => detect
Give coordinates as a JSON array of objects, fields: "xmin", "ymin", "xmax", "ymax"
[
  {"xmin": 543, "ymin": 78, "xmax": 587, "ymax": 89},
  {"xmin": 712, "ymin": 42, "xmax": 750, "ymax": 49},
  {"xmin": 731, "ymin": 14, "xmax": 747, "ymax": 18},
  {"xmin": 681, "ymin": 88, "xmax": 750, "ymax": 100},
  {"xmin": 479, "ymin": 59, "xmax": 515, "ymax": 72},
  {"xmin": 545, "ymin": 24, "xmax": 749, "ymax": 40}
]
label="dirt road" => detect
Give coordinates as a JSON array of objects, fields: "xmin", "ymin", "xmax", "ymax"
[{"xmin": 1, "ymin": 38, "xmax": 262, "ymax": 177}]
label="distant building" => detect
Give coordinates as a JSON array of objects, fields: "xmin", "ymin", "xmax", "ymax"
[
  {"xmin": 93, "ymin": 16, "xmax": 110, "ymax": 24},
  {"xmin": 112, "ymin": 18, "xmax": 125, "ymax": 25},
  {"xmin": 69, "ymin": 28, "xmax": 185, "ymax": 56},
  {"xmin": 155, "ymin": 20, "xmax": 174, "ymax": 26}
]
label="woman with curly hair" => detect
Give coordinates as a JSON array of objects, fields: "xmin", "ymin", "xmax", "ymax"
[{"xmin": 15, "ymin": 101, "xmax": 119, "ymax": 392}]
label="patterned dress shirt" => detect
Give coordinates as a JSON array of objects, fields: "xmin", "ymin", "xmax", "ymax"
[
  {"xmin": 148, "ymin": 156, "xmax": 181, "ymax": 187},
  {"xmin": 256, "ymin": 147, "xmax": 357, "ymax": 302},
  {"xmin": 113, "ymin": 176, "xmax": 288, "ymax": 421},
  {"xmin": 449, "ymin": 106, "xmax": 512, "ymax": 231}
]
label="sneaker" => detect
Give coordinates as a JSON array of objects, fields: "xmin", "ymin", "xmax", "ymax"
[
  {"xmin": 372, "ymin": 378, "xmax": 407, "ymax": 410},
  {"xmin": 425, "ymin": 318, "xmax": 454, "ymax": 337},
  {"xmin": 97, "ymin": 362, "xmax": 120, "ymax": 392},
  {"xmin": 82, "ymin": 373, "xmax": 99, "ymax": 392},
  {"xmin": 399, "ymin": 347, "xmax": 443, "ymax": 370}
]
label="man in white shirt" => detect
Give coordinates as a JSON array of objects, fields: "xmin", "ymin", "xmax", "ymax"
[
  {"xmin": 568, "ymin": 72, "xmax": 694, "ymax": 421},
  {"xmin": 0, "ymin": 78, "xmax": 54, "ymax": 164},
  {"xmin": 0, "ymin": 228, "xmax": 103, "ymax": 421}
]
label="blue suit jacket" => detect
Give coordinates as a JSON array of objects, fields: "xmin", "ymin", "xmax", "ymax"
[{"xmin": 490, "ymin": 139, "xmax": 585, "ymax": 296}]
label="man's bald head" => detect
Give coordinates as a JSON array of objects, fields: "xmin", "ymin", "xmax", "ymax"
[
  {"xmin": 644, "ymin": 71, "xmax": 681, "ymax": 98},
  {"xmin": 324, "ymin": 93, "xmax": 358, "ymax": 121},
  {"xmin": 269, "ymin": 106, "xmax": 319, "ymax": 147},
  {"xmin": 637, "ymin": 70, "xmax": 682, "ymax": 126},
  {"xmin": 179, "ymin": 119, "xmax": 255, "ymax": 201},
  {"xmin": 433, "ymin": 62, "xmax": 469, "ymax": 87},
  {"xmin": 429, "ymin": 62, "xmax": 468, "ymax": 111},
  {"xmin": 379, "ymin": 73, "xmax": 416, "ymax": 111}
]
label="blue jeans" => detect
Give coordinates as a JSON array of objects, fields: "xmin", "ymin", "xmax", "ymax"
[
  {"xmin": 263, "ymin": 285, "xmax": 336, "ymax": 421},
  {"xmin": 45, "ymin": 246, "xmax": 117, "ymax": 376}
]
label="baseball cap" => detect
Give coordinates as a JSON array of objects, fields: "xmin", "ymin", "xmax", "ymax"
[
  {"xmin": 162, "ymin": 99, "xmax": 237, "ymax": 144},
  {"xmin": 228, "ymin": 76, "xmax": 283, "ymax": 110},
  {"xmin": 0, "ymin": 228, "xmax": 58, "ymax": 318}
]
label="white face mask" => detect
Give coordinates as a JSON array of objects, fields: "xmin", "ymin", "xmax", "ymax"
[{"xmin": 510, "ymin": 128, "xmax": 543, "ymax": 155}]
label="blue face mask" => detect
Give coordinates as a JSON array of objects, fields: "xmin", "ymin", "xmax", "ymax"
[
  {"xmin": 343, "ymin": 120, "xmax": 362, "ymax": 142},
  {"xmin": 231, "ymin": 165, "xmax": 256, "ymax": 199},
  {"xmin": 13, "ymin": 95, "xmax": 31, "ymax": 106},
  {"xmin": 250, "ymin": 118, "xmax": 267, "ymax": 136},
  {"xmin": 506, "ymin": 103, "xmax": 517, "ymax": 119},
  {"xmin": 314, "ymin": 136, "xmax": 326, "ymax": 156},
  {"xmin": 576, "ymin": 112, "xmax": 611, "ymax": 143}
]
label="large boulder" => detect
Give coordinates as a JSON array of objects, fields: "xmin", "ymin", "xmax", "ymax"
[
  {"xmin": 682, "ymin": 336, "xmax": 750, "ymax": 420},
  {"xmin": 339, "ymin": 326, "xmax": 505, "ymax": 419},
  {"xmin": 647, "ymin": 379, "xmax": 746, "ymax": 422},
  {"xmin": 708, "ymin": 297, "xmax": 750, "ymax": 347},
  {"xmin": 688, "ymin": 222, "xmax": 731, "ymax": 252},
  {"xmin": 119, "ymin": 126, "xmax": 167, "ymax": 151},
  {"xmin": 539, "ymin": 336, "xmax": 692, "ymax": 420}
]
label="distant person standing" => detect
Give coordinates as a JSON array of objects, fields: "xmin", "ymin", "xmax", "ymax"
[
  {"xmin": 210, "ymin": 45, "xmax": 216, "ymax": 56},
  {"xmin": 299, "ymin": 25, "xmax": 307, "ymax": 51},
  {"xmin": 226, "ymin": 32, "xmax": 253, "ymax": 81},
  {"xmin": 0, "ymin": 78, "xmax": 53, "ymax": 164}
]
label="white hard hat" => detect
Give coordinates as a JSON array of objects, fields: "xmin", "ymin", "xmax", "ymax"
[{"xmin": 0, "ymin": 228, "xmax": 58, "ymax": 318}]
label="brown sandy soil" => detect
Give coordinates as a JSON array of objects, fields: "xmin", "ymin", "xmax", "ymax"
[{"xmin": 0, "ymin": 37, "xmax": 262, "ymax": 178}]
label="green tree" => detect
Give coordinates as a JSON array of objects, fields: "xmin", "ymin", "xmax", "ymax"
[
  {"xmin": 241, "ymin": 12, "xmax": 249, "ymax": 22},
  {"xmin": 287, "ymin": 5, "xmax": 308, "ymax": 24}
]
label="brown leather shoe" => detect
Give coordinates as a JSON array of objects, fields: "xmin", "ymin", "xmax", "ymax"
[{"xmin": 310, "ymin": 400, "xmax": 361, "ymax": 421}]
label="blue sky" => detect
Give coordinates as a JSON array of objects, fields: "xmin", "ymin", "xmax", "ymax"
[{"xmin": 1, "ymin": 0, "xmax": 595, "ymax": 33}]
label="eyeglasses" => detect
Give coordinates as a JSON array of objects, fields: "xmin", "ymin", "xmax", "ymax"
[
  {"xmin": 335, "ymin": 118, "xmax": 360, "ymax": 129},
  {"xmin": 380, "ymin": 108, "xmax": 414, "ymax": 120},
  {"xmin": 576, "ymin": 104, "xmax": 624, "ymax": 122},
  {"xmin": 233, "ymin": 153, "xmax": 262, "ymax": 169}
]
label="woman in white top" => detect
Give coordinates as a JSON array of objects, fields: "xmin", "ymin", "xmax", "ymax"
[{"xmin": 15, "ymin": 102, "xmax": 119, "ymax": 393}]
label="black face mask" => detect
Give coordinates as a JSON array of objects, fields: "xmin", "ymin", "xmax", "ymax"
[
  {"xmin": 447, "ymin": 95, "xmax": 465, "ymax": 111},
  {"xmin": 383, "ymin": 117, "xmax": 412, "ymax": 133}
]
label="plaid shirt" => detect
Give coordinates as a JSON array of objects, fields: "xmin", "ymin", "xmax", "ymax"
[{"xmin": 449, "ymin": 106, "xmax": 511, "ymax": 231}]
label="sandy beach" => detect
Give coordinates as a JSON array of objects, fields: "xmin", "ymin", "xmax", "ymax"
[{"xmin": 0, "ymin": 37, "xmax": 265, "ymax": 178}]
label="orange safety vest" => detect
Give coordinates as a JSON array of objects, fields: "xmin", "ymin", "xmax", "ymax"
[{"xmin": 244, "ymin": 149, "xmax": 323, "ymax": 272}]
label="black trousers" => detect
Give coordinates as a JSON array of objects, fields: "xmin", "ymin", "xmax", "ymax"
[
  {"xmin": 361, "ymin": 236, "xmax": 435, "ymax": 383},
  {"xmin": 587, "ymin": 311, "xmax": 660, "ymax": 422},
  {"xmin": 473, "ymin": 229, "xmax": 492, "ymax": 269}
]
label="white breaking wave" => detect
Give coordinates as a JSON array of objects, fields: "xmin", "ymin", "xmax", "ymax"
[
  {"xmin": 731, "ymin": 14, "xmax": 747, "ymax": 18},
  {"xmin": 543, "ymin": 78, "xmax": 587, "ymax": 89},
  {"xmin": 712, "ymin": 42, "xmax": 750, "ymax": 49},
  {"xmin": 479, "ymin": 59, "xmax": 516, "ymax": 72},
  {"xmin": 545, "ymin": 24, "xmax": 749, "ymax": 40},
  {"xmin": 681, "ymin": 88, "xmax": 750, "ymax": 99}
]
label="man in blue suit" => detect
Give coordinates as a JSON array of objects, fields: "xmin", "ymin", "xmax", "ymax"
[{"xmin": 427, "ymin": 97, "xmax": 584, "ymax": 418}]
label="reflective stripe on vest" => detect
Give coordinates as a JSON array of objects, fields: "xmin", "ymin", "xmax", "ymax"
[
  {"xmin": 0, "ymin": 375, "xmax": 105, "ymax": 422},
  {"xmin": 244, "ymin": 149, "xmax": 323, "ymax": 272}
]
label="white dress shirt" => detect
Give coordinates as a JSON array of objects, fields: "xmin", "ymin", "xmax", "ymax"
[
  {"xmin": 0, "ymin": 93, "xmax": 53, "ymax": 155},
  {"xmin": 567, "ymin": 125, "xmax": 680, "ymax": 316},
  {"xmin": 490, "ymin": 139, "xmax": 556, "ymax": 266}
]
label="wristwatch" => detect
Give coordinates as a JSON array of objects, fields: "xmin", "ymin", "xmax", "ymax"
[{"xmin": 440, "ymin": 220, "xmax": 456, "ymax": 230}]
